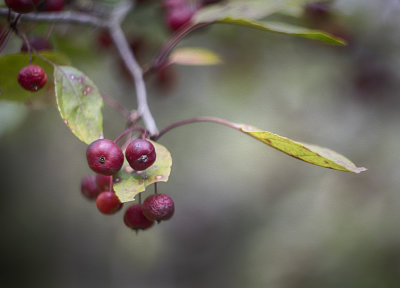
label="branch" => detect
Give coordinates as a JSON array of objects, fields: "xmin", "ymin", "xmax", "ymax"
[
  {"xmin": 151, "ymin": 116, "xmax": 239, "ymax": 141},
  {"xmin": 108, "ymin": 1, "xmax": 158, "ymax": 135},
  {"xmin": 0, "ymin": 9, "xmax": 106, "ymax": 27}
]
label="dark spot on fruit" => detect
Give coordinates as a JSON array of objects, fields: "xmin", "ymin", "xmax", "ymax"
[
  {"xmin": 99, "ymin": 155, "xmax": 106, "ymax": 164},
  {"xmin": 138, "ymin": 155, "xmax": 148, "ymax": 163}
]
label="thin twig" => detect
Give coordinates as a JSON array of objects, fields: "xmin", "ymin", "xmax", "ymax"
[
  {"xmin": 0, "ymin": 9, "xmax": 107, "ymax": 27},
  {"xmin": 143, "ymin": 22, "xmax": 209, "ymax": 76},
  {"xmin": 151, "ymin": 116, "xmax": 240, "ymax": 141}
]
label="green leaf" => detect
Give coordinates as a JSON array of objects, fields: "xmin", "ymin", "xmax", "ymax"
[
  {"xmin": 54, "ymin": 66, "xmax": 104, "ymax": 144},
  {"xmin": 192, "ymin": 0, "xmax": 345, "ymax": 45},
  {"xmin": 169, "ymin": 47, "xmax": 222, "ymax": 66},
  {"xmin": 193, "ymin": 0, "xmax": 286, "ymax": 23},
  {"xmin": 236, "ymin": 124, "xmax": 366, "ymax": 173},
  {"xmin": 0, "ymin": 52, "xmax": 70, "ymax": 102},
  {"xmin": 113, "ymin": 141, "xmax": 172, "ymax": 203},
  {"xmin": 220, "ymin": 19, "xmax": 346, "ymax": 45}
]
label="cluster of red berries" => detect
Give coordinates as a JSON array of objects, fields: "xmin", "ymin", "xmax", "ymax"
[{"xmin": 82, "ymin": 138, "xmax": 174, "ymax": 232}]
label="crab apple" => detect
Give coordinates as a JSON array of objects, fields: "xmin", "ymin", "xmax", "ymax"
[
  {"xmin": 96, "ymin": 174, "xmax": 112, "ymax": 191},
  {"xmin": 43, "ymin": 0, "xmax": 64, "ymax": 11},
  {"xmin": 86, "ymin": 139, "xmax": 124, "ymax": 176},
  {"xmin": 21, "ymin": 37, "xmax": 52, "ymax": 52},
  {"xmin": 125, "ymin": 139, "xmax": 156, "ymax": 171},
  {"xmin": 143, "ymin": 193, "xmax": 175, "ymax": 222},
  {"xmin": 201, "ymin": 0, "xmax": 223, "ymax": 6},
  {"xmin": 17, "ymin": 64, "xmax": 47, "ymax": 92},
  {"xmin": 81, "ymin": 175, "xmax": 100, "ymax": 200},
  {"xmin": 304, "ymin": 1, "xmax": 332, "ymax": 25},
  {"xmin": 124, "ymin": 204, "xmax": 154, "ymax": 230},
  {"xmin": 162, "ymin": 0, "xmax": 185, "ymax": 10},
  {"xmin": 5, "ymin": 0, "xmax": 40, "ymax": 13},
  {"xmin": 166, "ymin": 5, "xmax": 195, "ymax": 31},
  {"xmin": 96, "ymin": 192, "xmax": 122, "ymax": 215}
]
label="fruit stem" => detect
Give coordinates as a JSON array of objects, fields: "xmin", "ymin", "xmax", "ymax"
[
  {"xmin": 114, "ymin": 126, "xmax": 144, "ymax": 144},
  {"xmin": 144, "ymin": 22, "xmax": 210, "ymax": 76},
  {"xmin": 151, "ymin": 116, "xmax": 240, "ymax": 140},
  {"xmin": 154, "ymin": 182, "xmax": 158, "ymax": 194}
]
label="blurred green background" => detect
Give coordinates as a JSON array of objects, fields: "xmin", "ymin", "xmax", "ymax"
[{"xmin": 1, "ymin": 0, "xmax": 400, "ymax": 287}]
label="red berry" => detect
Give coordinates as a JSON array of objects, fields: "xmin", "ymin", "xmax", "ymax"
[
  {"xmin": 96, "ymin": 174, "xmax": 112, "ymax": 191},
  {"xmin": 96, "ymin": 192, "xmax": 122, "ymax": 215},
  {"xmin": 143, "ymin": 193, "xmax": 175, "ymax": 221},
  {"xmin": 125, "ymin": 139, "xmax": 156, "ymax": 171},
  {"xmin": 81, "ymin": 175, "xmax": 100, "ymax": 200},
  {"xmin": 304, "ymin": 2, "xmax": 332, "ymax": 25},
  {"xmin": 166, "ymin": 6, "xmax": 195, "ymax": 31},
  {"xmin": 124, "ymin": 204, "xmax": 154, "ymax": 230},
  {"xmin": 21, "ymin": 37, "xmax": 52, "ymax": 52},
  {"xmin": 43, "ymin": 0, "xmax": 64, "ymax": 11},
  {"xmin": 201, "ymin": 0, "xmax": 222, "ymax": 6},
  {"xmin": 162, "ymin": 0, "xmax": 185, "ymax": 10},
  {"xmin": 5, "ymin": 0, "xmax": 40, "ymax": 13},
  {"xmin": 86, "ymin": 139, "xmax": 124, "ymax": 176},
  {"xmin": 17, "ymin": 64, "xmax": 47, "ymax": 92}
]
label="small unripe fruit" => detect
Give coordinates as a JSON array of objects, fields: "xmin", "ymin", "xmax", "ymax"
[
  {"xmin": 96, "ymin": 174, "xmax": 112, "ymax": 191},
  {"xmin": 96, "ymin": 192, "xmax": 122, "ymax": 214},
  {"xmin": 81, "ymin": 175, "xmax": 100, "ymax": 200},
  {"xmin": 143, "ymin": 193, "xmax": 175, "ymax": 221},
  {"xmin": 124, "ymin": 204, "xmax": 154, "ymax": 230},
  {"xmin": 125, "ymin": 139, "xmax": 156, "ymax": 171},
  {"xmin": 5, "ymin": 0, "xmax": 40, "ymax": 13},
  {"xmin": 17, "ymin": 64, "xmax": 47, "ymax": 92},
  {"xmin": 86, "ymin": 139, "xmax": 124, "ymax": 175}
]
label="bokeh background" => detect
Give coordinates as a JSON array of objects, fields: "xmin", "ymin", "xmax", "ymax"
[{"xmin": 1, "ymin": 0, "xmax": 400, "ymax": 287}]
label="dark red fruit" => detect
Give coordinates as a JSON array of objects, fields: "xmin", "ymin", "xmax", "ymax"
[
  {"xmin": 143, "ymin": 193, "xmax": 175, "ymax": 221},
  {"xmin": 81, "ymin": 175, "xmax": 100, "ymax": 200},
  {"xmin": 43, "ymin": 0, "xmax": 64, "ymax": 11},
  {"xmin": 166, "ymin": 6, "xmax": 195, "ymax": 31},
  {"xmin": 304, "ymin": 2, "xmax": 332, "ymax": 25},
  {"xmin": 96, "ymin": 174, "xmax": 112, "ymax": 191},
  {"xmin": 124, "ymin": 204, "xmax": 154, "ymax": 230},
  {"xmin": 201, "ymin": 0, "xmax": 222, "ymax": 6},
  {"xmin": 125, "ymin": 139, "xmax": 156, "ymax": 171},
  {"xmin": 17, "ymin": 64, "xmax": 47, "ymax": 92},
  {"xmin": 162, "ymin": 0, "xmax": 185, "ymax": 10},
  {"xmin": 5, "ymin": 0, "xmax": 40, "ymax": 13},
  {"xmin": 21, "ymin": 37, "xmax": 52, "ymax": 52},
  {"xmin": 96, "ymin": 192, "xmax": 122, "ymax": 215},
  {"xmin": 86, "ymin": 139, "xmax": 124, "ymax": 176}
]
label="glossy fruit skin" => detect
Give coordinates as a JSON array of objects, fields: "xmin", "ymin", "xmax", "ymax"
[
  {"xmin": 124, "ymin": 204, "xmax": 154, "ymax": 230},
  {"xmin": 21, "ymin": 37, "xmax": 52, "ymax": 52},
  {"xmin": 96, "ymin": 192, "xmax": 122, "ymax": 215},
  {"xmin": 86, "ymin": 139, "xmax": 124, "ymax": 176},
  {"xmin": 166, "ymin": 6, "xmax": 195, "ymax": 31},
  {"xmin": 201, "ymin": 0, "xmax": 222, "ymax": 6},
  {"xmin": 143, "ymin": 193, "xmax": 175, "ymax": 221},
  {"xmin": 44, "ymin": 0, "xmax": 64, "ymax": 11},
  {"xmin": 96, "ymin": 174, "xmax": 112, "ymax": 191},
  {"xmin": 5, "ymin": 0, "xmax": 40, "ymax": 13},
  {"xmin": 17, "ymin": 65, "xmax": 47, "ymax": 92},
  {"xmin": 125, "ymin": 139, "xmax": 156, "ymax": 171},
  {"xmin": 81, "ymin": 175, "xmax": 100, "ymax": 200}
]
